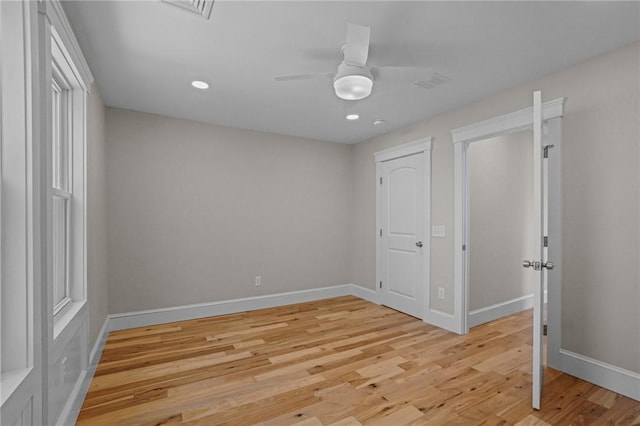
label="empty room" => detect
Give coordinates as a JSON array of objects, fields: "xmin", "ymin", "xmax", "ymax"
[{"xmin": 2, "ymin": 1, "xmax": 640, "ymax": 425}]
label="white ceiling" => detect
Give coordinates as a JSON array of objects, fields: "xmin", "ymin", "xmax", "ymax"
[{"xmin": 63, "ymin": 1, "xmax": 640, "ymax": 144}]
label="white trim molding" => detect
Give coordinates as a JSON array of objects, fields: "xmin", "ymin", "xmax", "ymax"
[
  {"xmin": 45, "ymin": 1, "xmax": 94, "ymax": 91},
  {"xmin": 558, "ymin": 350, "xmax": 640, "ymax": 402},
  {"xmin": 55, "ymin": 369, "xmax": 88, "ymax": 426},
  {"xmin": 348, "ymin": 284, "xmax": 379, "ymax": 304},
  {"xmin": 468, "ymin": 294, "xmax": 534, "ymax": 328},
  {"xmin": 426, "ymin": 309, "xmax": 459, "ymax": 333},
  {"xmin": 451, "ymin": 98, "xmax": 565, "ymax": 145},
  {"xmin": 88, "ymin": 318, "xmax": 110, "ymax": 367},
  {"xmin": 545, "ymin": 117, "xmax": 563, "ymax": 370},
  {"xmin": 374, "ymin": 137, "xmax": 432, "ymax": 163},
  {"xmin": 56, "ymin": 317, "xmax": 110, "ymax": 426},
  {"xmin": 108, "ymin": 284, "xmax": 358, "ymax": 331}
]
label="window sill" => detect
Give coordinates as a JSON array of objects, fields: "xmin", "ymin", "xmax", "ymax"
[
  {"xmin": 1, "ymin": 367, "xmax": 32, "ymax": 406},
  {"xmin": 53, "ymin": 300, "xmax": 86, "ymax": 340}
]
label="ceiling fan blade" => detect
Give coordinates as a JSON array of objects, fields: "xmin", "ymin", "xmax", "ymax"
[
  {"xmin": 274, "ymin": 72, "xmax": 333, "ymax": 82},
  {"xmin": 343, "ymin": 22, "xmax": 370, "ymax": 67},
  {"xmin": 371, "ymin": 66, "xmax": 435, "ymax": 83}
]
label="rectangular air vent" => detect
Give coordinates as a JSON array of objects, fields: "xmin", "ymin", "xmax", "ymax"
[
  {"xmin": 160, "ymin": 0, "xmax": 214, "ymax": 20},
  {"xmin": 412, "ymin": 72, "xmax": 452, "ymax": 90}
]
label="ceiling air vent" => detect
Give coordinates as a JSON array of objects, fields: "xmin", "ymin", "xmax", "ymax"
[
  {"xmin": 160, "ymin": 0, "xmax": 214, "ymax": 20},
  {"xmin": 412, "ymin": 72, "xmax": 452, "ymax": 90}
]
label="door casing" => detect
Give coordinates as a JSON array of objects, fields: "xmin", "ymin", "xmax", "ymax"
[
  {"xmin": 451, "ymin": 98, "xmax": 565, "ymax": 334},
  {"xmin": 451, "ymin": 98, "xmax": 565, "ymax": 354}
]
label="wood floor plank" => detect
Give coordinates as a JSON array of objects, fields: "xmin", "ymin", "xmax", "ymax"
[{"xmin": 78, "ymin": 296, "xmax": 640, "ymax": 425}]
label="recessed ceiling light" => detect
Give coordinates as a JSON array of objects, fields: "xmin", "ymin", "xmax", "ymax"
[
  {"xmin": 346, "ymin": 114, "xmax": 360, "ymax": 121},
  {"xmin": 191, "ymin": 80, "xmax": 209, "ymax": 89},
  {"xmin": 373, "ymin": 119, "xmax": 385, "ymax": 126}
]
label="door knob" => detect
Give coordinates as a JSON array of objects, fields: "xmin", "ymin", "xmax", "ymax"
[
  {"xmin": 523, "ymin": 260, "xmax": 541, "ymax": 270},
  {"xmin": 415, "ymin": 241, "xmax": 423, "ymax": 248},
  {"xmin": 523, "ymin": 260, "xmax": 554, "ymax": 271}
]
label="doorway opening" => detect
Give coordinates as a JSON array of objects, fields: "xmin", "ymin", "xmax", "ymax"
[{"xmin": 466, "ymin": 129, "xmax": 534, "ymax": 329}]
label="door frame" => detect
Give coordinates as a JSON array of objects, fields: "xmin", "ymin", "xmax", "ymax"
[
  {"xmin": 375, "ymin": 137, "xmax": 432, "ymax": 321},
  {"xmin": 450, "ymin": 98, "xmax": 564, "ymax": 363}
]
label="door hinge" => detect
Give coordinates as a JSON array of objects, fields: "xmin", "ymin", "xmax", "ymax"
[
  {"xmin": 543, "ymin": 144, "xmax": 554, "ymax": 158},
  {"xmin": 543, "ymin": 324, "xmax": 548, "ymax": 336},
  {"xmin": 380, "ymin": 229, "xmax": 382, "ymax": 237},
  {"xmin": 379, "ymin": 281, "xmax": 382, "ymax": 289},
  {"xmin": 544, "ymin": 236, "xmax": 548, "ymax": 247},
  {"xmin": 380, "ymin": 177, "xmax": 383, "ymax": 185},
  {"xmin": 462, "ymin": 244, "xmax": 466, "ymax": 251}
]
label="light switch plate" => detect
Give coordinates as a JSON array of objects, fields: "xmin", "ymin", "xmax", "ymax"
[{"xmin": 432, "ymin": 225, "xmax": 446, "ymax": 238}]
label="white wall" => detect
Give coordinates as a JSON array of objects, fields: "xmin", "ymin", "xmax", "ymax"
[
  {"xmin": 106, "ymin": 108, "xmax": 353, "ymax": 313},
  {"xmin": 467, "ymin": 131, "xmax": 533, "ymax": 312},
  {"xmin": 351, "ymin": 42, "xmax": 640, "ymax": 374}
]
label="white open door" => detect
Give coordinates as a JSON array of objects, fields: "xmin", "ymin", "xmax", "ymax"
[{"xmin": 526, "ymin": 90, "xmax": 548, "ymax": 410}]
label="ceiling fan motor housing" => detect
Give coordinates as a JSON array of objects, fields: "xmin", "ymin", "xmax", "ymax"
[{"xmin": 333, "ymin": 61, "xmax": 374, "ymax": 100}]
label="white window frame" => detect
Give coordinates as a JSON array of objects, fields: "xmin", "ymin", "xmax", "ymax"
[
  {"xmin": 51, "ymin": 67, "xmax": 72, "ymax": 316},
  {"xmin": 49, "ymin": 27, "xmax": 87, "ymax": 330}
]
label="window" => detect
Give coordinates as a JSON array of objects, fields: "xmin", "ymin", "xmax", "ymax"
[
  {"xmin": 51, "ymin": 66, "xmax": 72, "ymax": 315},
  {"xmin": 50, "ymin": 30, "xmax": 87, "ymax": 325}
]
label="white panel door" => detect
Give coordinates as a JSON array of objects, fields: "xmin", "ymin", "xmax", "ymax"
[
  {"xmin": 528, "ymin": 90, "xmax": 547, "ymax": 410},
  {"xmin": 379, "ymin": 153, "xmax": 425, "ymax": 318}
]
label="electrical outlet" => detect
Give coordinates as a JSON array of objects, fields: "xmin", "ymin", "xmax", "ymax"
[
  {"xmin": 432, "ymin": 225, "xmax": 446, "ymax": 238},
  {"xmin": 255, "ymin": 276, "xmax": 261, "ymax": 287},
  {"xmin": 438, "ymin": 287, "xmax": 445, "ymax": 300}
]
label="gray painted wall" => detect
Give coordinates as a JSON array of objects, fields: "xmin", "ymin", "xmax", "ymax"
[
  {"xmin": 468, "ymin": 131, "xmax": 533, "ymax": 312},
  {"xmin": 106, "ymin": 108, "xmax": 353, "ymax": 313},
  {"xmin": 87, "ymin": 84, "xmax": 108, "ymax": 345},
  {"xmin": 351, "ymin": 42, "xmax": 639, "ymax": 373}
]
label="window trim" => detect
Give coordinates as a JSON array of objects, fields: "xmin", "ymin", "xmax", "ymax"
[{"xmin": 50, "ymin": 27, "xmax": 87, "ymax": 328}]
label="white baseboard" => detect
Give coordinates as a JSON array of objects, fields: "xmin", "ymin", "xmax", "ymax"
[
  {"xmin": 58, "ymin": 317, "xmax": 110, "ymax": 426},
  {"xmin": 559, "ymin": 349, "xmax": 640, "ymax": 402},
  {"xmin": 425, "ymin": 308, "xmax": 460, "ymax": 333},
  {"xmin": 348, "ymin": 284, "xmax": 379, "ymax": 304},
  {"xmin": 89, "ymin": 317, "xmax": 110, "ymax": 366},
  {"xmin": 55, "ymin": 369, "xmax": 87, "ymax": 426},
  {"xmin": 105, "ymin": 284, "xmax": 377, "ymax": 334},
  {"xmin": 468, "ymin": 294, "xmax": 534, "ymax": 328},
  {"xmin": 108, "ymin": 284, "xmax": 356, "ymax": 331}
]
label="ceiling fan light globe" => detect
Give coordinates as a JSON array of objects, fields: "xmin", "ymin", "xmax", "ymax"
[{"xmin": 333, "ymin": 74, "xmax": 373, "ymax": 100}]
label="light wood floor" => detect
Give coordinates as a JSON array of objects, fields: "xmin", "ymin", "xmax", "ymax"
[{"xmin": 78, "ymin": 296, "xmax": 640, "ymax": 425}]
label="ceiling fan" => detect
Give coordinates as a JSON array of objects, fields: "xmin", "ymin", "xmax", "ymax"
[{"xmin": 274, "ymin": 22, "xmax": 435, "ymax": 101}]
